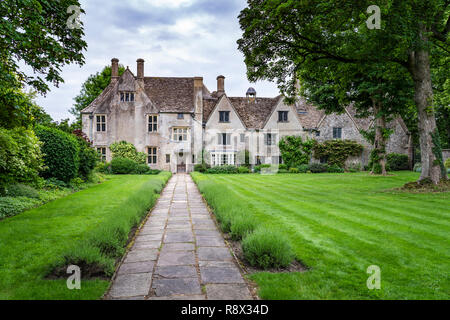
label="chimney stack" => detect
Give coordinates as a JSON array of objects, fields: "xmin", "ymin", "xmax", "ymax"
[
  {"xmin": 217, "ymin": 75, "xmax": 225, "ymax": 96},
  {"xmin": 111, "ymin": 58, "xmax": 119, "ymax": 82},
  {"xmin": 137, "ymin": 58, "xmax": 145, "ymax": 80}
]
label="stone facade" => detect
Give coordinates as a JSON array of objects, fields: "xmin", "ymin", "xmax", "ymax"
[{"xmin": 81, "ymin": 58, "xmax": 411, "ymax": 172}]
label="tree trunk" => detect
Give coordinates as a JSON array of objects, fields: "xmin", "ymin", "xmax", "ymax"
[
  {"xmin": 372, "ymin": 102, "xmax": 387, "ymax": 175},
  {"xmin": 407, "ymin": 28, "xmax": 447, "ymax": 184}
]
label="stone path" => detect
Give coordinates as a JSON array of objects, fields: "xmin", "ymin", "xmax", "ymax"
[{"xmin": 106, "ymin": 174, "xmax": 253, "ymax": 300}]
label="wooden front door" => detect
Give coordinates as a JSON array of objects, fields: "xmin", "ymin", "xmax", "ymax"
[{"xmin": 177, "ymin": 162, "xmax": 186, "ymax": 173}]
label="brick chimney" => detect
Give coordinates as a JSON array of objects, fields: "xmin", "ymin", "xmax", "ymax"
[
  {"xmin": 137, "ymin": 58, "xmax": 144, "ymax": 80},
  {"xmin": 217, "ymin": 75, "xmax": 225, "ymax": 96},
  {"xmin": 111, "ymin": 58, "xmax": 119, "ymax": 83}
]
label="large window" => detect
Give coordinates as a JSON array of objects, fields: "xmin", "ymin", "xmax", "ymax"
[
  {"xmin": 148, "ymin": 147, "xmax": 157, "ymax": 164},
  {"xmin": 219, "ymin": 111, "xmax": 230, "ymax": 122},
  {"xmin": 166, "ymin": 154, "xmax": 170, "ymax": 163},
  {"xmin": 265, "ymin": 133, "xmax": 276, "ymax": 145},
  {"xmin": 96, "ymin": 147, "xmax": 106, "ymax": 162},
  {"xmin": 278, "ymin": 111, "xmax": 288, "ymax": 122},
  {"xmin": 173, "ymin": 128, "xmax": 188, "ymax": 141},
  {"xmin": 333, "ymin": 127, "xmax": 342, "ymax": 139},
  {"xmin": 148, "ymin": 115, "xmax": 158, "ymax": 132},
  {"xmin": 120, "ymin": 92, "xmax": 135, "ymax": 102},
  {"xmin": 96, "ymin": 115, "xmax": 106, "ymax": 132},
  {"xmin": 211, "ymin": 152, "xmax": 236, "ymax": 166}
]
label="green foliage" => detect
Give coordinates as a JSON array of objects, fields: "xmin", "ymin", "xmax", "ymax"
[
  {"xmin": 110, "ymin": 157, "xmax": 138, "ymax": 174},
  {"xmin": 134, "ymin": 163, "xmax": 151, "ymax": 175},
  {"xmin": 0, "ymin": 0, "xmax": 87, "ymax": 96},
  {"xmin": 237, "ymin": 0, "xmax": 447, "ymax": 181},
  {"xmin": 309, "ymin": 163, "xmax": 329, "ymax": 173},
  {"xmin": 73, "ymin": 131, "xmax": 98, "ymax": 179},
  {"xmin": 52, "ymin": 173, "xmax": 171, "ymax": 277},
  {"xmin": 297, "ymin": 164, "xmax": 309, "ymax": 173},
  {"xmin": 313, "ymin": 140, "xmax": 364, "ymax": 167},
  {"xmin": 445, "ymin": 158, "xmax": 450, "ymax": 169},
  {"xmin": 277, "ymin": 169, "xmax": 289, "ymax": 174},
  {"xmin": 109, "ymin": 141, "xmax": 146, "ymax": 164},
  {"xmin": 35, "ymin": 125, "xmax": 80, "ymax": 182},
  {"xmin": 0, "ymin": 127, "xmax": 44, "ymax": 189},
  {"xmin": 278, "ymin": 164, "xmax": 287, "ymax": 170},
  {"xmin": 386, "ymin": 153, "xmax": 410, "ymax": 171},
  {"xmin": 0, "ymin": 196, "xmax": 40, "ymax": 219},
  {"xmin": 253, "ymin": 164, "xmax": 271, "ymax": 173},
  {"xmin": 238, "ymin": 166, "xmax": 250, "ymax": 174},
  {"xmin": 4, "ymin": 184, "xmax": 40, "ymax": 199},
  {"xmin": 242, "ymin": 229, "xmax": 294, "ymax": 270},
  {"xmin": 194, "ymin": 163, "xmax": 210, "ymax": 173},
  {"xmin": 206, "ymin": 165, "xmax": 238, "ymax": 174},
  {"xmin": 96, "ymin": 162, "xmax": 111, "ymax": 174},
  {"xmin": 230, "ymin": 215, "xmax": 257, "ymax": 241},
  {"xmin": 70, "ymin": 65, "xmax": 125, "ymax": 126},
  {"xmin": 328, "ymin": 164, "xmax": 345, "ymax": 173},
  {"xmin": 278, "ymin": 136, "xmax": 314, "ymax": 168},
  {"xmin": 289, "ymin": 167, "xmax": 299, "ymax": 173}
]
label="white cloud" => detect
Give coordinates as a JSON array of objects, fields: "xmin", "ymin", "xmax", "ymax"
[{"xmin": 34, "ymin": 0, "xmax": 280, "ymax": 121}]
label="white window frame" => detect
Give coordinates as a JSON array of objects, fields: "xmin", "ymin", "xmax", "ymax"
[
  {"xmin": 96, "ymin": 114, "xmax": 106, "ymax": 132},
  {"xmin": 210, "ymin": 152, "xmax": 236, "ymax": 166},
  {"xmin": 172, "ymin": 127, "xmax": 188, "ymax": 141}
]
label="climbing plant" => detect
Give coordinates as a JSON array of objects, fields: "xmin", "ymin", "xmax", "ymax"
[
  {"xmin": 278, "ymin": 136, "xmax": 314, "ymax": 168},
  {"xmin": 313, "ymin": 140, "xmax": 364, "ymax": 168}
]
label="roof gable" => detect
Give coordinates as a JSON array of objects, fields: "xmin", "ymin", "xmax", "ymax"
[
  {"xmin": 229, "ymin": 96, "xmax": 280, "ymax": 129},
  {"xmin": 205, "ymin": 95, "xmax": 246, "ymax": 129}
]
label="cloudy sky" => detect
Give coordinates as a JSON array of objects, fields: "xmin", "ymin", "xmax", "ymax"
[{"xmin": 34, "ymin": 0, "xmax": 279, "ymax": 121}]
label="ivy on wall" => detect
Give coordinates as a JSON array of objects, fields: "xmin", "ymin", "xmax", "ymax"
[
  {"xmin": 313, "ymin": 140, "xmax": 364, "ymax": 167},
  {"xmin": 278, "ymin": 136, "xmax": 314, "ymax": 168}
]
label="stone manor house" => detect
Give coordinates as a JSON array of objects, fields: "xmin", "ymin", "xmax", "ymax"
[{"xmin": 81, "ymin": 58, "xmax": 412, "ymax": 173}]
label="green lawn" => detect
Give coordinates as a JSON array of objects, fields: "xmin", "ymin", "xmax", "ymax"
[
  {"xmin": 191, "ymin": 171, "xmax": 449, "ymax": 299},
  {"xmin": 0, "ymin": 173, "xmax": 170, "ymax": 300}
]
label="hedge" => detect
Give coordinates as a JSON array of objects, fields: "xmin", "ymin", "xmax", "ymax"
[{"xmin": 35, "ymin": 125, "xmax": 79, "ymax": 182}]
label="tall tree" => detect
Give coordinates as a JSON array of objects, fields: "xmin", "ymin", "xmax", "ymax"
[
  {"xmin": 70, "ymin": 65, "xmax": 125, "ymax": 127},
  {"xmin": 0, "ymin": 0, "xmax": 87, "ymax": 95},
  {"xmin": 299, "ymin": 60, "xmax": 414, "ymax": 175},
  {"xmin": 238, "ymin": 0, "xmax": 449, "ymax": 183}
]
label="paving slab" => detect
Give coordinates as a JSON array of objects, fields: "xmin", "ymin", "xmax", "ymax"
[
  {"xmin": 152, "ymin": 278, "xmax": 201, "ymax": 296},
  {"xmin": 106, "ymin": 174, "xmax": 252, "ymax": 300},
  {"xmin": 200, "ymin": 267, "xmax": 245, "ymax": 284},
  {"xmin": 154, "ymin": 266, "xmax": 198, "ymax": 278},
  {"xmin": 109, "ymin": 273, "xmax": 152, "ymax": 298},
  {"xmin": 117, "ymin": 261, "xmax": 155, "ymax": 275},
  {"xmin": 206, "ymin": 284, "xmax": 252, "ymax": 300}
]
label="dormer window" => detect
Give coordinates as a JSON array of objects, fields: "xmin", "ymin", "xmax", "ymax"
[
  {"xmin": 219, "ymin": 111, "xmax": 230, "ymax": 122},
  {"xmin": 278, "ymin": 111, "xmax": 288, "ymax": 122},
  {"xmin": 120, "ymin": 92, "xmax": 135, "ymax": 102}
]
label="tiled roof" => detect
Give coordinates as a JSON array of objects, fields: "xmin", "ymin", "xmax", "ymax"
[
  {"xmin": 229, "ymin": 97, "xmax": 280, "ymax": 129},
  {"xmin": 295, "ymin": 97, "xmax": 325, "ymax": 130},
  {"xmin": 346, "ymin": 104, "xmax": 373, "ymax": 131},
  {"xmin": 202, "ymin": 97, "xmax": 219, "ymax": 123},
  {"xmin": 143, "ymin": 77, "xmax": 195, "ymax": 113},
  {"xmin": 81, "ymin": 81, "xmax": 116, "ymax": 114}
]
